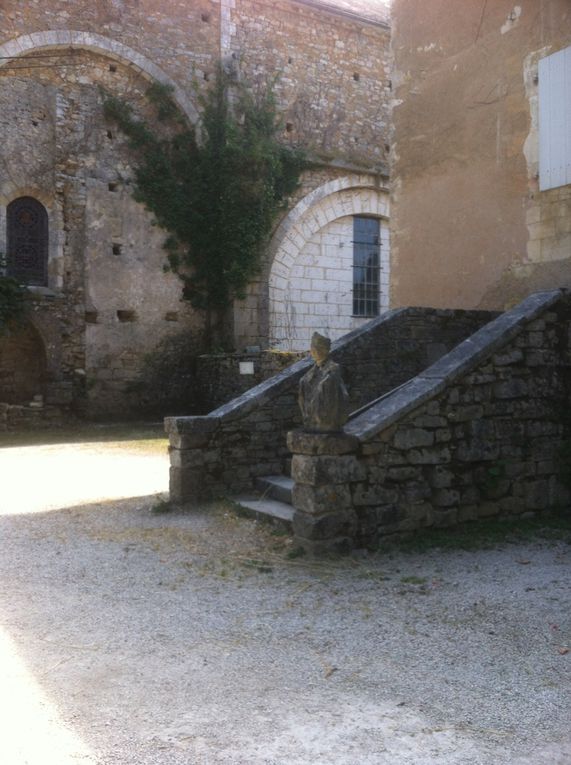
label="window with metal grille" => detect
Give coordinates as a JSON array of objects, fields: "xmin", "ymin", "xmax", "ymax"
[
  {"xmin": 6, "ymin": 197, "xmax": 49, "ymax": 286},
  {"xmin": 352, "ymin": 216, "xmax": 380, "ymax": 317}
]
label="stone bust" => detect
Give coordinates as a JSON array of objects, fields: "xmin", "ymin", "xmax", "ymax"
[{"xmin": 298, "ymin": 332, "xmax": 349, "ymax": 432}]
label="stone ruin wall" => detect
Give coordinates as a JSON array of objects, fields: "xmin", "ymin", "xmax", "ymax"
[{"xmin": 0, "ymin": 0, "xmax": 391, "ymax": 420}]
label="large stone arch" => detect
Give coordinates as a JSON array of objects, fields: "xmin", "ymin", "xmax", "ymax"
[
  {"xmin": 0, "ymin": 31, "xmax": 198, "ymax": 122},
  {"xmin": 268, "ymin": 175, "xmax": 390, "ymax": 350}
]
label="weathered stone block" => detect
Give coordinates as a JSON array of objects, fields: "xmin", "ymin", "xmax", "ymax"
[
  {"xmin": 524, "ymin": 480, "xmax": 551, "ymax": 510},
  {"xmin": 353, "ymin": 484, "xmax": 399, "ymax": 506},
  {"xmin": 478, "ymin": 502, "xmax": 500, "ymax": 518},
  {"xmin": 361, "ymin": 442, "xmax": 386, "ymax": 456},
  {"xmin": 287, "ymin": 429, "xmax": 359, "ymax": 455},
  {"xmin": 429, "ymin": 466, "xmax": 454, "ymax": 488},
  {"xmin": 499, "ymin": 497, "xmax": 523, "ymax": 515},
  {"xmin": 293, "ymin": 509, "xmax": 357, "ymax": 540},
  {"xmin": 449, "ymin": 405, "xmax": 484, "ymax": 422},
  {"xmin": 169, "ymin": 448, "xmax": 220, "ymax": 468},
  {"xmin": 456, "ymin": 441, "xmax": 500, "ymax": 462},
  {"xmin": 460, "ymin": 486, "xmax": 481, "ymax": 505},
  {"xmin": 291, "ymin": 454, "xmax": 366, "ymax": 485},
  {"xmin": 492, "ymin": 348, "xmax": 524, "ymax": 366},
  {"xmin": 413, "ymin": 414, "xmax": 447, "ymax": 428},
  {"xmin": 458, "ymin": 505, "xmax": 478, "ymax": 522},
  {"xmin": 431, "ymin": 508, "xmax": 458, "ymax": 527},
  {"xmin": 375, "ymin": 504, "xmax": 405, "ymax": 527},
  {"xmin": 387, "ymin": 466, "xmax": 422, "ymax": 482},
  {"xmin": 403, "ymin": 481, "xmax": 432, "ymax": 503},
  {"xmin": 407, "ymin": 446, "xmax": 451, "ymax": 465},
  {"xmin": 292, "ymin": 483, "xmax": 352, "ymax": 516},
  {"xmin": 493, "ymin": 379, "xmax": 528, "ymax": 399},
  {"xmin": 434, "ymin": 488, "xmax": 460, "ymax": 507},
  {"xmin": 169, "ymin": 467, "xmax": 207, "ymax": 503},
  {"xmin": 394, "ymin": 427, "xmax": 434, "ymax": 450}
]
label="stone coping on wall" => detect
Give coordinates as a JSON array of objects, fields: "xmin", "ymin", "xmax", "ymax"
[
  {"xmin": 165, "ymin": 305, "xmax": 498, "ymax": 435},
  {"xmin": 345, "ymin": 289, "xmax": 566, "ymax": 441}
]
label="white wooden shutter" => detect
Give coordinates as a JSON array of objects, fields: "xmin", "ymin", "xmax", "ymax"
[{"xmin": 539, "ymin": 45, "xmax": 571, "ymax": 191}]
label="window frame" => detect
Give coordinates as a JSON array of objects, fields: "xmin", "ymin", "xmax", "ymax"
[
  {"xmin": 6, "ymin": 196, "xmax": 49, "ymax": 287},
  {"xmin": 352, "ymin": 215, "xmax": 381, "ymax": 318}
]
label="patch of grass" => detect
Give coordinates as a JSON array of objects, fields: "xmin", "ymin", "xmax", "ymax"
[
  {"xmin": 151, "ymin": 499, "xmax": 172, "ymax": 515},
  {"xmin": 400, "ymin": 575, "xmax": 427, "ymax": 585},
  {"xmin": 0, "ymin": 421, "xmax": 166, "ymax": 448},
  {"xmin": 286, "ymin": 546, "xmax": 306, "ymax": 560},
  {"xmin": 378, "ymin": 509, "xmax": 571, "ymax": 554}
]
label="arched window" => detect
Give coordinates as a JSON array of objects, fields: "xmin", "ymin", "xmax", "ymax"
[{"xmin": 7, "ymin": 197, "xmax": 49, "ymax": 286}]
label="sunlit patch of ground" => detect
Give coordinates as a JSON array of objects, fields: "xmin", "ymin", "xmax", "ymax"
[{"xmin": 0, "ymin": 424, "xmax": 169, "ymax": 515}]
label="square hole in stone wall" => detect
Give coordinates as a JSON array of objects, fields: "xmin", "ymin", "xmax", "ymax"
[
  {"xmin": 117, "ymin": 310, "xmax": 136, "ymax": 322},
  {"xmin": 112, "ymin": 243, "xmax": 122, "ymax": 256}
]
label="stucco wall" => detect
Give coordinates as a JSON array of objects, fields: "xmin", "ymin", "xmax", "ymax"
[{"xmin": 390, "ymin": 0, "xmax": 571, "ymax": 312}]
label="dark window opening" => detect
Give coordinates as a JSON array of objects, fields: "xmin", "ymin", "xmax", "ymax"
[
  {"xmin": 353, "ymin": 72, "xmax": 360, "ymax": 82},
  {"xmin": 112, "ymin": 243, "xmax": 122, "ymax": 256},
  {"xmin": 109, "ymin": 64, "xmax": 117, "ymax": 73},
  {"xmin": 108, "ymin": 182, "xmax": 118, "ymax": 192},
  {"xmin": 85, "ymin": 311, "xmax": 98, "ymax": 324},
  {"xmin": 352, "ymin": 216, "xmax": 380, "ymax": 317},
  {"xmin": 7, "ymin": 197, "xmax": 49, "ymax": 286}
]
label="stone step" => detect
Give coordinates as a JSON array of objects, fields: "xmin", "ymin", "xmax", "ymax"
[
  {"xmin": 233, "ymin": 495, "xmax": 294, "ymax": 529},
  {"xmin": 256, "ymin": 474, "xmax": 294, "ymax": 504}
]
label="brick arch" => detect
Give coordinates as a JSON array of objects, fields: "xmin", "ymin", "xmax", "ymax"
[
  {"xmin": 268, "ymin": 177, "xmax": 390, "ymax": 350},
  {"xmin": 0, "ymin": 31, "xmax": 198, "ymax": 122}
]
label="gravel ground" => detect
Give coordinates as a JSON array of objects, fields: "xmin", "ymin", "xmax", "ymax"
[{"xmin": 0, "ymin": 431, "xmax": 570, "ymax": 764}]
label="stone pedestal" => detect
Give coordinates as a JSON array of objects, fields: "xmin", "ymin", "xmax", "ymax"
[{"xmin": 287, "ymin": 429, "xmax": 362, "ymax": 554}]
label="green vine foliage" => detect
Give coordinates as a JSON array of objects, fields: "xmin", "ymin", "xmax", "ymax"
[
  {"xmin": 104, "ymin": 71, "xmax": 306, "ymax": 342},
  {"xmin": 0, "ymin": 254, "xmax": 28, "ymax": 335}
]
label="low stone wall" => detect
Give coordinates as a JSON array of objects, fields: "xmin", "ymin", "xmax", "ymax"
[
  {"xmin": 166, "ymin": 307, "xmax": 494, "ymax": 501},
  {"xmin": 196, "ymin": 350, "xmax": 306, "ymax": 412},
  {"xmin": 0, "ymin": 401, "xmax": 73, "ymax": 431},
  {"xmin": 288, "ymin": 290, "xmax": 571, "ymax": 552}
]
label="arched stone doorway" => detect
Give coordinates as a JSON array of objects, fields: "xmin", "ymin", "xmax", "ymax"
[{"xmin": 0, "ymin": 322, "xmax": 47, "ymax": 404}]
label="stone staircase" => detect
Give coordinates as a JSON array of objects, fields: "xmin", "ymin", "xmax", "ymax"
[{"xmin": 234, "ymin": 474, "xmax": 295, "ymax": 529}]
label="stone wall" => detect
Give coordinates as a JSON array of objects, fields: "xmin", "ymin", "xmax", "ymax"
[
  {"xmin": 288, "ymin": 290, "xmax": 571, "ymax": 552},
  {"xmin": 233, "ymin": 0, "xmax": 391, "ymax": 167},
  {"xmin": 196, "ymin": 350, "xmax": 306, "ymax": 413},
  {"xmin": 166, "ymin": 306, "xmax": 494, "ymax": 501},
  {"xmin": 0, "ymin": 0, "xmax": 391, "ymax": 414}
]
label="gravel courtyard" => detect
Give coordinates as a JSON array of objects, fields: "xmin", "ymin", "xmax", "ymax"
[{"xmin": 0, "ymin": 427, "xmax": 570, "ymax": 765}]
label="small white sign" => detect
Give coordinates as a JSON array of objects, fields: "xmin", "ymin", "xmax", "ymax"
[{"xmin": 239, "ymin": 361, "xmax": 255, "ymax": 375}]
